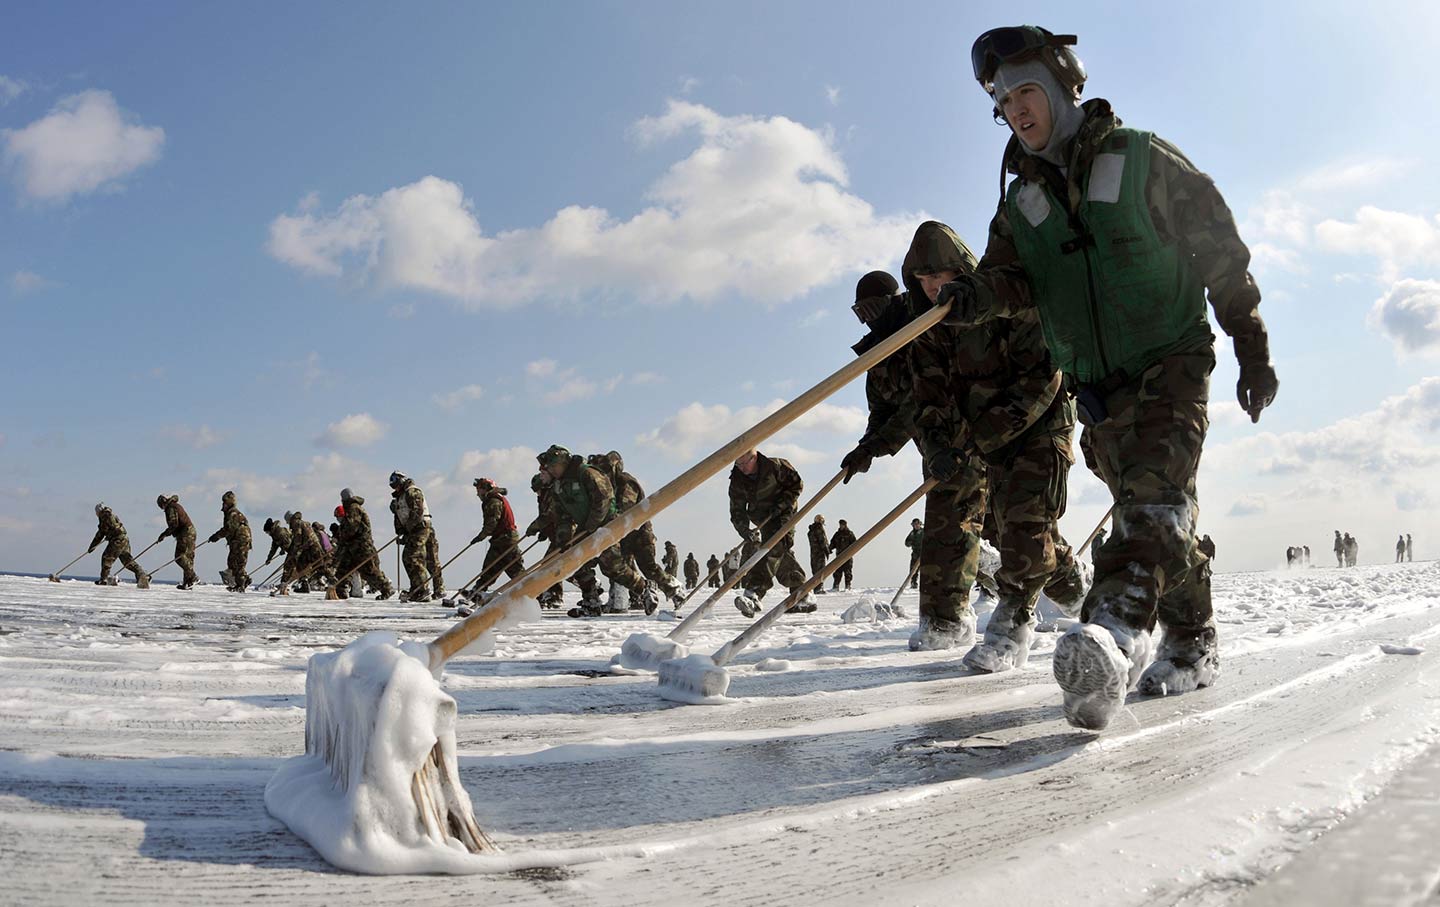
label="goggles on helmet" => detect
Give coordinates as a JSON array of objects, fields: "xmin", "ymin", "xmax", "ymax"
[{"xmin": 970, "ymin": 26, "xmax": 1077, "ymax": 90}]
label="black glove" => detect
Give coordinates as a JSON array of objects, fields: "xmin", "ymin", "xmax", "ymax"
[
  {"xmin": 1237, "ymin": 362, "xmax": 1278, "ymax": 423},
  {"xmin": 936, "ymin": 276, "xmax": 980, "ymax": 325},
  {"xmin": 88, "ymin": 544, "xmax": 97, "ymax": 553},
  {"xmin": 397, "ymin": 534, "xmax": 408, "ymax": 545},
  {"xmin": 840, "ymin": 445, "xmax": 874, "ymax": 484},
  {"xmin": 1233, "ymin": 331, "xmax": 1278, "ymax": 423},
  {"xmin": 156, "ymin": 532, "xmax": 167, "ymax": 544},
  {"xmin": 208, "ymin": 532, "xmax": 222, "ymax": 544},
  {"xmin": 925, "ymin": 447, "xmax": 965, "ymax": 483},
  {"xmin": 471, "ymin": 532, "xmax": 485, "ymax": 545}
]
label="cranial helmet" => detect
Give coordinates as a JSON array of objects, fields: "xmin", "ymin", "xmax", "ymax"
[
  {"xmin": 539, "ymin": 445, "xmax": 571, "ymax": 467},
  {"xmin": 222, "ymin": 490, "xmax": 236, "ymax": 507},
  {"xmin": 340, "ymin": 487, "xmax": 355, "ymax": 503},
  {"xmin": 95, "ymin": 502, "xmax": 106, "ymax": 516},
  {"xmin": 388, "ymin": 471, "xmax": 408, "ymax": 488},
  {"xmin": 156, "ymin": 494, "xmax": 168, "ymax": 508},
  {"xmin": 264, "ymin": 518, "xmax": 275, "ymax": 532}
]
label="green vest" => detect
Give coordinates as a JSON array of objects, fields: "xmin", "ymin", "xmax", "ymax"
[
  {"xmin": 1006, "ymin": 128, "xmax": 1210, "ymax": 386},
  {"xmin": 554, "ymin": 458, "xmax": 616, "ymax": 526}
]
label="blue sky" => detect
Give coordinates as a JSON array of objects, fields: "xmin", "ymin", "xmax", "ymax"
[{"xmin": 4, "ymin": 1, "xmax": 1440, "ymax": 583}]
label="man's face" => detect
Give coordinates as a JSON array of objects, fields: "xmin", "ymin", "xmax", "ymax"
[
  {"xmin": 735, "ymin": 451, "xmax": 759, "ymax": 476},
  {"xmin": 545, "ymin": 461, "xmax": 566, "ymax": 479},
  {"xmin": 915, "ymin": 269, "xmax": 960, "ymax": 303},
  {"xmin": 1002, "ymin": 83, "xmax": 1053, "ymax": 152}
]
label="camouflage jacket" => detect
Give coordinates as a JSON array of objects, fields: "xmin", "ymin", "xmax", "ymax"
[
  {"xmin": 684, "ymin": 554, "xmax": 700, "ymax": 578},
  {"xmin": 707, "ymin": 555, "xmax": 720, "ymax": 573},
  {"xmin": 89, "ymin": 509, "xmax": 128, "ymax": 550},
  {"xmin": 337, "ymin": 496, "xmax": 378, "ymax": 551},
  {"xmin": 907, "ymin": 220, "xmax": 1071, "ymax": 462},
  {"xmin": 158, "ymin": 496, "xmax": 194, "ymax": 539},
  {"xmin": 390, "ymin": 481, "xmax": 430, "ymax": 536},
  {"xmin": 288, "ymin": 515, "xmax": 323, "ymax": 563},
  {"xmin": 728, "ymin": 453, "xmax": 802, "ymax": 538},
  {"xmin": 663, "ymin": 544, "xmax": 680, "ymax": 574},
  {"xmin": 905, "ymin": 527, "xmax": 923, "ymax": 551},
  {"xmin": 553, "ymin": 456, "xmax": 617, "ymax": 535},
  {"xmin": 829, "ymin": 526, "xmax": 858, "ymax": 556},
  {"xmin": 966, "ymin": 100, "xmax": 1269, "ymax": 364},
  {"xmin": 476, "ymin": 488, "xmax": 517, "ymax": 541},
  {"xmin": 807, "ymin": 521, "xmax": 828, "ymax": 554},
  {"xmin": 527, "ymin": 481, "xmax": 562, "ymax": 542},
  {"xmin": 209, "ymin": 505, "xmax": 250, "ymax": 546},
  {"xmin": 852, "ymin": 292, "xmax": 932, "ymax": 458},
  {"xmin": 264, "ymin": 524, "xmax": 293, "ymax": 563}
]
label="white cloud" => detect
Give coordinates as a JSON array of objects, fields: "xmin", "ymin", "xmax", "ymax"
[
  {"xmin": 267, "ymin": 100, "xmax": 920, "ymax": 308},
  {"xmin": 185, "ymin": 452, "xmax": 385, "ymax": 519},
  {"xmin": 526, "ymin": 358, "xmax": 558, "ymax": 378},
  {"xmin": 1369, "ymin": 279, "xmax": 1440, "ymax": 355},
  {"xmin": 315, "ymin": 412, "xmax": 388, "ymax": 449},
  {"xmin": 679, "ymin": 76, "xmax": 700, "ymax": 95},
  {"xmin": 2, "ymin": 90, "xmax": 164, "ymax": 202},
  {"xmin": 798, "ymin": 307, "xmax": 830, "ymax": 327},
  {"xmin": 1227, "ymin": 494, "xmax": 1268, "ymax": 517},
  {"xmin": 10, "ymin": 270, "xmax": 56, "ymax": 295},
  {"xmin": 1243, "ymin": 189, "xmax": 1312, "ymax": 248},
  {"xmin": 302, "ymin": 350, "xmax": 327, "ymax": 390},
  {"xmin": 452, "ymin": 445, "xmax": 539, "ymax": 491},
  {"xmin": 1314, "ymin": 207, "xmax": 1440, "ymax": 282},
  {"xmin": 432, "ymin": 383, "xmax": 485, "ymax": 410},
  {"xmin": 388, "ymin": 301, "xmax": 416, "ymax": 319},
  {"xmin": 542, "ymin": 376, "xmax": 597, "ymax": 405},
  {"xmin": 0, "ymin": 76, "xmax": 27, "ymax": 106},
  {"xmin": 824, "ymin": 85, "xmax": 841, "ymax": 106},
  {"xmin": 159, "ymin": 424, "xmax": 224, "ymax": 450},
  {"xmin": 636, "ymin": 398, "xmax": 866, "ymax": 458},
  {"xmin": 630, "ymin": 371, "xmax": 664, "ymax": 386}
]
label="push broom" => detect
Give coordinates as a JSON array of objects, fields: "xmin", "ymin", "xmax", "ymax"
[
  {"xmin": 265, "ymin": 301, "xmax": 949, "ymax": 872},
  {"xmin": 612, "ymin": 469, "xmax": 843, "ymax": 672},
  {"xmin": 657, "ymin": 477, "xmax": 938, "ymax": 703}
]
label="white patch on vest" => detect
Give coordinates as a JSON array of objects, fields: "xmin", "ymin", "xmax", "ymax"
[
  {"xmin": 1016, "ymin": 182, "xmax": 1051, "ymax": 227},
  {"xmin": 1088, "ymin": 153, "xmax": 1126, "ymax": 204}
]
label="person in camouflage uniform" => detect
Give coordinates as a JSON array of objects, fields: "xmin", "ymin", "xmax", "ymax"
[
  {"xmin": 539, "ymin": 445, "xmax": 657, "ymax": 615},
  {"xmin": 828, "ymin": 519, "xmax": 858, "ymax": 591},
  {"xmin": 663, "ymin": 541, "xmax": 680, "ymax": 581},
  {"xmin": 207, "ymin": 490, "xmax": 251, "ymax": 591},
  {"xmin": 807, "ymin": 515, "xmax": 829, "ymax": 594},
  {"xmin": 905, "ymin": 519, "xmax": 924, "ymax": 588},
  {"xmin": 942, "ymin": 26, "xmax": 1278, "ymax": 728},
  {"xmin": 333, "ymin": 488, "xmax": 394, "ymax": 600},
  {"xmin": 88, "ymin": 503, "xmax": 150, "ymax": 586},
  {"xmin": 261, "ymin": 516, "xmax": 292, "ymax": 572},
  {"xmin": 469, "ymin": 477, "xmax": 526, "ymax": 593},
  {"xmin": 706, "ymin": 554, "xmax": 722, "ymax": 588},
  {"xmin": 905, "ymin": 220, "xmax": 1087, "ymax": 674},
  {"xmin": 276, "ymin": 510, "xmax": 329, "ymax": 594},
  {"xmin": 525, "ymin": 471, "xmax": 566, "ymax": 608},
  {"xmin": 728, "ymin": 449, "xmax": 811, "ymax": 617},
  {"xmin": 425, "ymin": 523, "xmax": 445, "ymax": 599},
  {"xmin": 838, "ymin": 269, "xmax": 994, "ymax": 651},
  {"xmin": 684, "ymin": 552, "xmax": 700, "ymax": 589},
  {"xmin": 1198, "ymin": 534, "xmax": 1216, "ymax": 563},
  {"xmin": 155, "ymin": 494, "xmax": 199, "ymax": 589},
  {"xmin": 587, "ymin": 450, "xmax": 679, "ymax": 610},
  {"xmin": 389, "ymin": 471, "xmax": 434, "ymax": 602}
]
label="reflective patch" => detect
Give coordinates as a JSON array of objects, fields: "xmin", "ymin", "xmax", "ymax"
[
  {"xmin": 1088, "ymin": 153, "xmax": 1126, "ymax": 203},
  {"xmin": 1016, "ymin": 182, "xmax": 1051, "ymax": 227}
]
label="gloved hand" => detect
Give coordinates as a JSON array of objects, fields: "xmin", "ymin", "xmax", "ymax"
[
  {"xmin": 925, "ymin": 447, "xmax": 965, "ymax": 483},
  {"xmin": 397, "ymin": 534, "xmax": 408, "ymax": 545},
  {"xmin": 209, "ymin": 532, "xmax": 222, "ymax": 544},
  {"xmin": 156, "ymin": 532, "xmax": 166, "ymax": 544},
  {"xmin": 840, "ymin": 444, "xmax": 874, "ymax": 484},
  {"xmin": 88, "ymin": 544, "xmax": 97, "ymax": 553},
  {"xmin": 936, "ymin": 275, "xmax": 981, "ymax": 325},
  {"xmin": 471, "ymin": 532, "xmax": 485, "ymax": 546},
  {"xmin": 1234, "ymin": 332, "xmax": 1279, "ymax": 423}
]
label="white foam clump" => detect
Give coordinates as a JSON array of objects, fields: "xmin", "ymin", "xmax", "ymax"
[{"xmin": 754, "ymin": 658, "xmax": 792, "ymax": 672}]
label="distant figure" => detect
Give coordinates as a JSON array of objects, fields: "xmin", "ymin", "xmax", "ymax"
[
  {"xmin": 1198, "ymin": 534, "xmax": 1216, "ymax": 563},
  {"xmin": 1303, "ymin": 545, "xmax": 1311, "ymax": 566},
  {"xmin": 1406, "ymin": 534, "xmax": 1414, "ymax": 562},
  {"xmin": 1091, "ymin": 525, "xmax": 1107, "ymax": 556},
  {"xmin": 1343, "ymin": 533, "xmax": 1358, "ymax": 568},
  {"xmin": 829, "ymin": 519, "xmax": 858, "ymax": 591},
  {"xmin": 807, "ymin": 515, "xmax": 829, "ymax": 594},
  {"xmin": 683, "ymin": 552, "xmax": 700, "ymax": 589},
  {"xmin": 1285, "ymin": 546, "xmax": 1297, "ymax": 569},
  {"xmin": 1397, "ymin": 534, "xmax": 1406, "ymax": 563},
  {"xmin": 722, "ymin": 549, "xmax": 740, "ymax": 584},
  {"xmin": 706, "ymin": 554, "xmax": 721, "ymax": 588},
  {"xmin": 1333, "ymin": 530, "xmax": 1344, "ymax": 568},
  {"xmin": 904, "ymin": 518, "xmax": 924, "ymax": 588}
]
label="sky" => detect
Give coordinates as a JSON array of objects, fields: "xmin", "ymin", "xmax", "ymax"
[{"xmin": 4, "ymin": 0, "xmax": 1440, "ymax": 585}]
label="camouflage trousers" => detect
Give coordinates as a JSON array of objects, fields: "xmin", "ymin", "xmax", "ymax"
[
  {"xmin": 740, "ymin": 525, "xmax": 806, "ymax": 599},
  {"xmin": 171, "ymin": 525, "xmax": 198, "ymax": 585},
  {"xmin": 476, "ymin": 531, "xmax": 524, "ymax": 592},
  {"xmin": 400, "ymin": 526, "xmax": 433, "ymax": 598},
  {"xmin": 830, "ymin": 559, "xmax": 853, "ymax": 590},
  {"xmin": 99, "ymin": 539, "xmax": 144, "ymax": 581},
  {"xmin": 1078, "ymin": 351, "xmax": 1214, "ymax": 636},
  {"xmin": 621, "ymin": 522, "xmax": 680, "ymax": 599},
  {"xmin": 985, "ymin": 417, "xmax": 1078, "ymax": 626},
  {"xmin": 684, "ymin": 568, "xmax": 700, "ymax": 589},
  {"xmin": 708, "ymin": 572, "xmax": 721, "ymax": 588},
  {"xmin": 809, "ymin": 546, "xmax": 827, "ymax": 580},
  {"xmin": 918, "ymin": 454, "xmax": 989, "ymax": 623},
  {"xmin": 425, "ymin": 528, "xmax": 444, "ymax": 596},
  {"xmin": 908, "ymin": 551, "xmax": 920, "ymax": 588},
  {"xmin": 572, "ymin": 535, "xmax": 647, "ymax": 601},
  {"xmin": 336, "ymin": 544, "xmax": 393, "ymax": 598},
  {"xmin": 283, "ymin": 543, "xmax": 333, "ymax": 587},
  {"xmin": 226, "ymin": 539, "xmax": 251, "ymax": 590}
]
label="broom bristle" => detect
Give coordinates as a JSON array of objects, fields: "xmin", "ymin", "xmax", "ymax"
[
  {"xmin": 656, "ymin": 653, "xmax": 731, "ymax": 703},
  {"xmin": 613, "ymin": 632, "xmax": 689, "ymax": 673}
]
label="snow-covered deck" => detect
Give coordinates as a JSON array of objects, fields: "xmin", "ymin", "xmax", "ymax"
[{"xmin": 3, "ymin": 564, "xmax": 1439, "ymax": 905}]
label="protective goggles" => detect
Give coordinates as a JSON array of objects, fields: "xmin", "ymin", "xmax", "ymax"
[{"xmin": 970, "ymin": 26, "xmax": 1076, "ymax": 87}]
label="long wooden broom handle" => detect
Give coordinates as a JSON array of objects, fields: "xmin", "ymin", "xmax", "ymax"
[
  {"xmin": 888, "ymin": 558, "xmax": 923, "ymax": 611},
  {"xmin": 332, "ymin": 536, "xmax": 399, "ymax": 587},
  {"xmin": 468, "ymin": 536, "xmax": 546, "ymax": 595},
  {"xmin": 460, "ymin": 531, "xmax": 580, "ymax": 599},
  {"xmin": 429, "ymin": 301, "xmax": 951, "ymax": 667},
  {"xmin": 128, "ymin": 539, "xmax": 164, "ymax": 567},
  {"xmin": 669, "ymin": 469, "xmax": 844, "ymax": 641},
  {"xmin": 49, "ymin": 549, "xmax": 91, "ymax": 580},
  {"xmin": 1077, "ymin": 503, "xmax": 1116, "ymax": 557},
  {"xmin": 713, "ymin": 478, "xmax": 938, "ymax": 667}
]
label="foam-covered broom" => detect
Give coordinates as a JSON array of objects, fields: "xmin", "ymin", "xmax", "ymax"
[
  {"xmin": 265, "ymin": 302, "xmax": 949, "ymax": 873},
  {"xmin": 658, "ymin": 478, "xmax": 938, "ymax": 704}
]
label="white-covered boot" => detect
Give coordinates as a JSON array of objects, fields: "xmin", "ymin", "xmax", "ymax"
[
  {"xmin": 733, "ymin": 591, "xmax": 760, "ymax": 618},
  {"xmin": 1137, "ymin": 625, "xmax": 1218, "ymax": 696},
  {"xmin": 1052, "ymin": 618, "xmax": 1152, "ymax": 730},
  {"xmin": 908, "ymin": 611, "xmax": 978, "ymax": 652},
  {"xmin": 963, "ymin": 605, "xmax": 1036, "ymax": 674}
]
